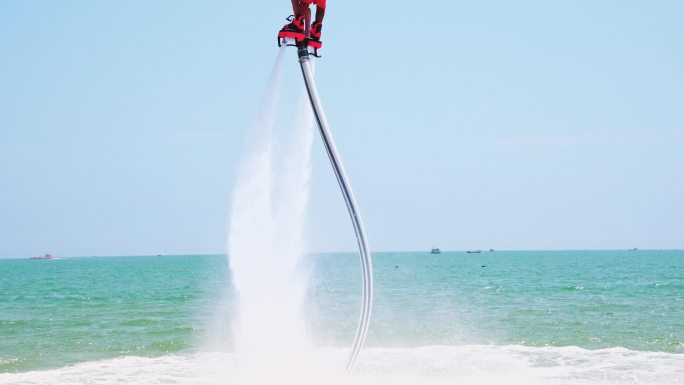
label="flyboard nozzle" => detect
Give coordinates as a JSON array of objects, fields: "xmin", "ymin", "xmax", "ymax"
[{"xmin": 297, "ymin": 44, "xmax": 310, "ymax": 62}]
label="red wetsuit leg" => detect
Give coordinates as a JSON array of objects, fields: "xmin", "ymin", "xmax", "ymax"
[
  {"xmin": 314, "ymin": 0, "xmax": 325, "ymax": 24},
  {"xmin": 300, "ymin": 0, "xmax": 325, "ymax": 9}
]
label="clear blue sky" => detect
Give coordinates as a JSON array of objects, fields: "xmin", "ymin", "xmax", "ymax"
[{"xmin": 1, "ymin": 1, "xmax": 682, "ymax": 258}]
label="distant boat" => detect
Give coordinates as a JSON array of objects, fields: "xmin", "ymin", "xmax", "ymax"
[
  {"xmin": 467, "ymin": 250, "xmax": 481, "ymax": 254},
  {"xmin": 489, "ymin": 249, "xmax": 495, "ymax": 252},
  {"xmin": 30, "ymin": 254, "xmax": 56, "ymax": 260},
  {"xmin": 430, "ymin": 248, "xmax": 441, "ymax": 254}
]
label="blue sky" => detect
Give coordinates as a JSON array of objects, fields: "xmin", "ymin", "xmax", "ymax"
[{"xmin": 1, "ymin": 1, "xmax": 683, "ymax": 258}]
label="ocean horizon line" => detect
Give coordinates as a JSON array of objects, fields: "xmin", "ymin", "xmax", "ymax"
[{"xmin": 2, "ymin": 248, "xmax": 683, "ymax": 260}]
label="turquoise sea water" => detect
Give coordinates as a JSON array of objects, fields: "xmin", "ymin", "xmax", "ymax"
[{"xmin": 1, "ymin": 250, "xmax": 682, "ymax": 383}]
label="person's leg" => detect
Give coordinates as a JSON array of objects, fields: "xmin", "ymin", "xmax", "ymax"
[
  {"xmin": 313, "ymin": 0, "xmax": 325, "ymax": 24},
  {"xmin": 293, "ymin": 0, "xmax": 311, "ymax": 18},
  {"xmin": 309, "ymin": 0, "xmax": 326, "ymax": 42}
]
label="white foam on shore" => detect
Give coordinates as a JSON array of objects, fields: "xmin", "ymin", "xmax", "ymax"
[{"xmin": 2, "ymin": 345, "xmax": 682, "ymax": 385}]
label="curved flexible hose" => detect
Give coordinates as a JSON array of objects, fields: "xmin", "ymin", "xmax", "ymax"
[{"xmin": 297, "ymin": 47, "xmax": 373, "ymax": 373}]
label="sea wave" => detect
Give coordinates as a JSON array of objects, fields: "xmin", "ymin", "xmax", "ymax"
[{"xmin": 1, "ymin": 345, "xmax": 682, "ymax": 385}]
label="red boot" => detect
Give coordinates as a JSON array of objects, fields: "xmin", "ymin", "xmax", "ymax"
[
  {"xmin": 278, "ymin": 15, "xmax": 307, "ymax": 43},
  {"xmin": 307, "ymin": 21, "xmax": 323, "ymax": 49}
]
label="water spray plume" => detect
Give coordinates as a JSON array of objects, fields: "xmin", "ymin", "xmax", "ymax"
[{"xmin": 227, "ymin": 46, "xmax": 314, "ymax": 379}]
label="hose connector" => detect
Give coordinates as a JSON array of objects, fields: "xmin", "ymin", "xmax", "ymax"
[{"xmin": 297, "ymin": 44, "xmax": 310, "ymax": 63}]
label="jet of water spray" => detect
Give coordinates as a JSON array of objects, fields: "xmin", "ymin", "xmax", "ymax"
[{"xmin": 227, "ymin": 47, "xmax": 317, "ymax": 380}]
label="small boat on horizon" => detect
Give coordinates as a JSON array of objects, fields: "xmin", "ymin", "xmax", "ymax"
[
  {"xmin": 467, "ymin": 250, "xmax": 481, "ymax": 254},
  {"xmin": 430, "ymin": 248, "xmax": 441, "ymax": 254},
  {"xmin": 29, "ymin": 254, "xmax": 56, "ymax": 260}
]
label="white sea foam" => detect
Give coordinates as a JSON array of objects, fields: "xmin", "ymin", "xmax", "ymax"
[{"xmin": 1, "ymin": 346, "xmax": 682, "ymax": 385}]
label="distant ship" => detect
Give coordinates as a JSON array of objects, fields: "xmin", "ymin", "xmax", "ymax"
[
  {"xmin": 430, "ymin": 248, "xmax": 441, "ymax": 254},
  {"xmin": 29, "ymin": 254, "xmax": 56, "ymax": 260},
  {"xmin": 467, "ymin": 250, "xmax": 481, "ymax": 254}
]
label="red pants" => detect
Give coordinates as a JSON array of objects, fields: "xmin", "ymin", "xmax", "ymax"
[{"xmin": 301, "ymin": 0, "xmax": 326, "ymax": 9}]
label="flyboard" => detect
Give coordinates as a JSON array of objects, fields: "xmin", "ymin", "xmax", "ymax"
[{"xmin": 278, "ymin": 32, "xmax": 373, "ymax": 372}]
